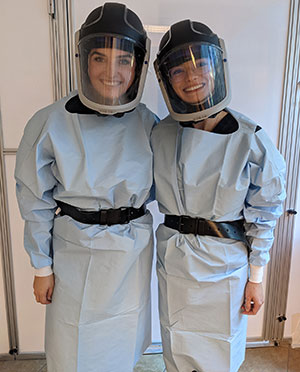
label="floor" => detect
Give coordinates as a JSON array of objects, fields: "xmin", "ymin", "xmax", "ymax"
[{"xmin": 0, "ymin": 344, "xmax": 299, "ymax": 372}]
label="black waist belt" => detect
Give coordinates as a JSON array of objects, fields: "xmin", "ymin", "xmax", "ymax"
[
  {"xmin": 56, "ymin": 201, "xmax": 146, "ymax": 226},
  {"xmin": 164, "ymin": 215, "xmax": 246, "ymax": 243}
]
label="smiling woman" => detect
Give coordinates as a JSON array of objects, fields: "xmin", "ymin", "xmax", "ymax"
[
  {"xmin": 87, "ymin": 45, "xmax": 136, "ymax": 105},
  {"xmin": 75, "ymin": 10, "xmax": 150, "ymax": 115},
  {"xmin": 14, "ymin": 3, "xmax": 158, "ymax": 372},
  {"xmin": 155, "ymin": 23, "xmax": 230, "ymax": 122},
  {"xmin": 151, "ymin": 19, "xmax": 286, "ymax": 372},
  {"xmin": 168, "ymin": 55, "xmax": 215, "ymax": 105}
]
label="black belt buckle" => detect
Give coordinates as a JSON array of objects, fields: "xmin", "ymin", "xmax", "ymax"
[
  {"xmin": 178, "ymin": 215, "xmax": 196, "ymax": 234},
  {"xmin": 196, "ymin": 218, "xmax": 205, "ymax": 235},
  {"xmin": 99, "ymin": 209, "xmax": 109, "ymax": 225},
  {"xmin": 121, "ymin": 207, "xmax": 130, "ymax": 224}
]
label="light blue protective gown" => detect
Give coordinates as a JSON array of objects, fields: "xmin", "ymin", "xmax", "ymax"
[
  {"xmin": 151, "ymin": 109, "xmax": 286, "ymax": 372},
  {"xmin": 15, "ymin": 93, "xmax": 157, "ymax": 372}
]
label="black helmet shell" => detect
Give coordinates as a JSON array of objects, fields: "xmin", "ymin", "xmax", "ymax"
[
  {"xmin": 79, "ymin": 2, "xmax": 147, "ymax": 51},
  {"xmin": 157, "ymin": 20, "xmax": 221, "ymax": 64}
]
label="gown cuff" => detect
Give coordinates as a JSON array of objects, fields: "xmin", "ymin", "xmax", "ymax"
[
  {"xmin": 34, "ymin": 266, "xmax": 53, "ymax": 277},
  {"xmin": 249, "ymin": 264, "xmax": 264, "ymax": 283}
]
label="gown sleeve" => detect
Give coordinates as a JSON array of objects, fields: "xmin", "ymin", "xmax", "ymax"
[
  {"xmin": 243, "ymin": 128, "xmax": 286, "ymax": 267},
  {"xmin": 15, "ymin": 111, "xmax": 58, "ymax": 270},
  {"xmin": 145, "ymin": 114, "xmax": 160, "ymax": 204}
]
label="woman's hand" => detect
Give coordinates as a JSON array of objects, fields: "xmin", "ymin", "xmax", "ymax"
[
  {"xmin": 241, "ymin": 281, "xmax": 264, "ymax": 315},
  {"xmin": 33, "ymin": 274, "xmax": 55, "ymax": 305}
]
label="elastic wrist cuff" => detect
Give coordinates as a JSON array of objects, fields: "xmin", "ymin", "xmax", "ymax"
[
  {"xmin": 249, "ymin": 264, "xmax": 264, "ymax": 283},
  {"xmin": 34, "ymin": 266, "xmax": 53, "ymax": 277}
]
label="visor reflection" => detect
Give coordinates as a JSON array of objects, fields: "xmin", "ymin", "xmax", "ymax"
[{"xmin": 168, "ymin": 58, "xmax": 212, "ymax": 83}]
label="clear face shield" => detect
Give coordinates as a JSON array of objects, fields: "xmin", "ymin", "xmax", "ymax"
[
  {"xmin": 76, "ymin": 35, "xmax": 148, "ymax": 114},
  {"xmin": 155, "ymin": 42, "xmax": 230, "ymax": 121}
]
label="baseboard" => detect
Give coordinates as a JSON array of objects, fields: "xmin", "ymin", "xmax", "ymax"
[
  {"xmin": 0, "ymin": 352, "xmax": 46, "ymax": 361},
  {"xmin": 0, "ymin": 338, "xmax": 293, "ymax": 361}
]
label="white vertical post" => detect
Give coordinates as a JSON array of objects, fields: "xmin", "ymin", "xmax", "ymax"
[{"xmin": 263, "ymin": 0, "xmax": 300, "ymax": 342}]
